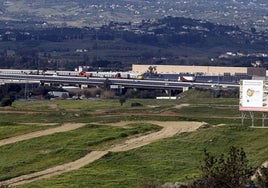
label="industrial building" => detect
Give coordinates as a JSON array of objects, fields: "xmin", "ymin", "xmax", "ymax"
[{"xmin": 132, "ymin": 64, "xmax": 266, "ymax": 77}]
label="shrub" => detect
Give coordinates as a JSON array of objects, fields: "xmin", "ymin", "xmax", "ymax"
[
  {"xmin": 131, "ymin": 102, "xmax": 143, "ymax": 107},
  {"xmin": 119, "ymin": 96, "xmax": 126, "ymax": 106},
  {"xmin": 101, "ymin": 90, "xmax": 115, "ymax": 99},
  {"xmin": 1, "ymin": 98, "xmax": 13, "ymax": 107},
  {"xmin": 187, "ymin": 146, "xmax": 253, "ymax": 188}
]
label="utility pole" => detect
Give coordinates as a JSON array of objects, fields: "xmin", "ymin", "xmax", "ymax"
[{"xmin": 24, "ymin": 73, "xmax": 28, "ymax": 100}]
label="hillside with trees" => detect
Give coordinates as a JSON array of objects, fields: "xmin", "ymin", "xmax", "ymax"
[{"xmin": 0, "ymin": 17, "xmax": 267, "ymax": 71}]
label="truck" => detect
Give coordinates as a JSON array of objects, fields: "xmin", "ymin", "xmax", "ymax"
[{"xmin": 178, "ymin": 75, "xmax": 196, "ymax": 82}]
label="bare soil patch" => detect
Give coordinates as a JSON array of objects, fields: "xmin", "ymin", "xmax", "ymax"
[
  {"xmin": 174, "ymin": 103, "xmax": 190, "ymax": 109},
  {"xmin": 48, "ymin": 104, "xmax": 58, "ymax": 109}
]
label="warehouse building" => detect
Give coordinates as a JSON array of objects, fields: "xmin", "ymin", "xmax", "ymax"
[{"xmin": 132, "ymin": 64, "xmax": 266, "ymax": 77}]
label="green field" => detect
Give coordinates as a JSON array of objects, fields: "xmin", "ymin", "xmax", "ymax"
[
  {"xmin": 0, "ymin": 97, "xmax": 267, "ymax": 187},
  {"xmin": 18, "ymin": 125, "xmax": 268, "ymax": 188},
  {"xmin": 0, "ymin": 123, "xmax": 160, "ymax": 182}
]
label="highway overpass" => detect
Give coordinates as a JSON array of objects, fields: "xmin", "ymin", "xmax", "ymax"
[{"xmin": 0, "ymin": 73, "xmax": 240, "ymax": 91}]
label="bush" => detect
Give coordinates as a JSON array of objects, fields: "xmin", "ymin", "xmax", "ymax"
[
  {"xmin": 119, "ymin": 96, "xmax": 126, "ymax": 106},
  {"xmin": 1, "ymin": 98, "xmax": 13, "ymax": 107},
  {"xmin": 131, "ymin": 102, "xmax": 143, "ymax": 107},
  {"xmin": 187, "ymin": 146, "xmax": 253, "ymax": 188},
  {"xmin": 126, "ymin": 89, "xmax": 163, "ymax": 99},
  {"xmin": 101, "ymin": 90, "xmax": 115, "ymax": 99},
  {"xmin": 83, "ymin": 88, "xmax": 102, "ymax": 98}
]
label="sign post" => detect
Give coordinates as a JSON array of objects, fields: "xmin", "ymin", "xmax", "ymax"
[{"xmin": 239, "ymin": 80, "xmax": 268, "ymax": 126}]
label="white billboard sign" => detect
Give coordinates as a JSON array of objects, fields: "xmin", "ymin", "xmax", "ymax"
[{"xmin": 239, "ymin": 80, "xmax": 268, "ymax": 111}]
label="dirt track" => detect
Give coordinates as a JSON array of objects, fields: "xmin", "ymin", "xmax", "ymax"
[
  {"xmin": 0, "ymin": 121, "xmax": 204, "ymax": 187},
  {"xmin": 0, "ymin": 123, "xmax": 86, "ymax": 147}
]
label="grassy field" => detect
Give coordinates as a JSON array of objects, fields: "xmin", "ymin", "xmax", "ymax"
[
  {"xmin": 0, "ymin": 123, "xmax": 160, "ymax": 181},
  {"xmin": 0, "ymin": 96, "xmax": 267, "ymax": 187},
  {"xmin": 0, "ymin": 122, "xmax": 54, "ymax": 140},
  {"xmin": 18, "ymin": 125, "xmax": 268, "ymax": 188},
  {"xmin": 1, "ymin": 98, "xmax": 242, "ymax": 124}
]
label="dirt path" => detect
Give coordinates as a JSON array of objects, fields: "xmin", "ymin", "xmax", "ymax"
[
  {"xmin": 0, "ymin": 121, "xmax": 204, "ymax": 187},
  {"xmin": 109, "ymin": 121, "xmax": 203, "ymax": 152},
  {"xmin": 2, "ymin": 151, "xmax": 109, "ymax": 187},
  {"xmin": 0, "ymin": 123, "xmax": 86, "ymax": 147}
]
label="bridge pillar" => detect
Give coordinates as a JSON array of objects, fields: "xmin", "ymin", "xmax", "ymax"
[
  {"xmin": 111, "ymin": 85, "xmax": 125, "ymax": 95},
  {"xmin": 80, "ymin": 84, "xmax": 88, "ymax": 89},
  {"xmin": 40, "ymin": 82, "xmax": 52, "ymax": 86},
  {"xmin": 183, "ymin": 87, "xmax": 189, "ymax": 92},
  {"xmin": 119, "ymin": 85, "xmax": 124, "ymax": 95}
]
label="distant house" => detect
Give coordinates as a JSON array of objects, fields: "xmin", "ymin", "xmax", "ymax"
[
  {"xmin": 75, "ymin": 49, "xmax": 88, "ymax": 53},
  {"xmin": 5, "ymin": 50, "xmax": 16, "ymax": 57},
  {"xmin": 48, "ymin": 91, "xmax": 69, "ymax": 98}
]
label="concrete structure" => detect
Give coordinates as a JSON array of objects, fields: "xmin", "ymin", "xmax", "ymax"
[
  {"xmin": 132, "ymin": 64, "xmax": 266, "ymax": 76},
  {"xmin": 48, "ymin": 91, "xmax": 69, "ymax": 98}
]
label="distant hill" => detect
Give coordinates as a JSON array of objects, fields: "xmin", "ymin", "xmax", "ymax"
[
  {"xmin": 0, "ymin": 16, "xmax": 267, "ymax": 70},
  {"xmin": 0, "ymin": 0, "xmax": 267, "ymax": 31}
]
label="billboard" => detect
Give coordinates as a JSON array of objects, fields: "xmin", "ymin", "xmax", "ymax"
[{"xmin": 239, "ymin": 80, "xmax": 268, "ymax": 111}]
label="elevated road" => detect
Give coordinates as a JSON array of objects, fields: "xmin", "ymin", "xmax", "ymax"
[{"xmin": 0, "ymin": 73, "xmax": 239, "ymax": 90}]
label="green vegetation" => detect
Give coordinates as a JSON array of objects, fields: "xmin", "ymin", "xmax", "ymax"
[
  {"xmin": 0, "ymin": 95, "xmax": 267, "ymax": 187},
  {"xmin": 17, "ymin": 124, "xmax": 268, "ymax": 188},
  {"xmin": 0, "ymin": 123, "xmax": 52, "ymax": 140},
  {"xmin": 181, "ymin": 146, "xmax": 252, "ymax": 188},
  {"xmin": 0, "ymin": 84, "xmax": 23, "ymax": 107},
  {"xmin": 0, "ymin": 123, "xmax": 160, "ymax": 181},
  {"xmin": 1, "ymin": 16, "xmax": 267, "ymax": 71},
  {"xmin": 1, "ymin": 97, "xmax": 244, "ymax": 125}
]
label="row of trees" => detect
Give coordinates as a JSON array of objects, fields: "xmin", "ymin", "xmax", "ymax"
[{"xmin": 0, "ymin": 83, "xmax": 70, "ymax": 106}]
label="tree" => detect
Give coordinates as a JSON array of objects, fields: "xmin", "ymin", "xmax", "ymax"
[
  {"xmin": 0, "ymin": 84, "xmax": 22, "ymax": 101},
  {"xmin": 119, "ymin": 96, "xmax": 126, "ymax": 106},
  {"xmin": 1, "ymin": 98, "xmax": 13, "ymax": 107},
  {"xmin": 188, "ymin": 146, "xmax": 253, "ymax": 188},
  {"xmin": 145, "ymin": 66, "xmax": 157, "ymax": 75}
]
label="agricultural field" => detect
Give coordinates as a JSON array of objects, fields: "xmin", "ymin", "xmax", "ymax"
[{"xmin": 0, "ymin": 96, "xmax": 268, "ymax": 187}]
